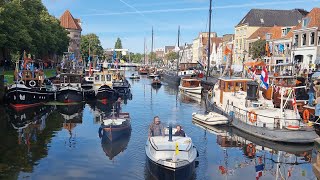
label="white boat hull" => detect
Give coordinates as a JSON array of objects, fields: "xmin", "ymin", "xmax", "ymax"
[
  {"xmin": 145, "ymin": 134, "xmax": 197, "ymax": 171},
  {"xmin": 179, "ymin": 86, "xmax": 202, "ymax": 94},
  {"xmin": 192, "ymin": 112, "xmax": 228, "ymax": 125}
]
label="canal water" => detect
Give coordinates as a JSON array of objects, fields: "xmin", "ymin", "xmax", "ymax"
[{"xmin": 0, "ymin": 70, "xmax": 316, "ymax": 180}]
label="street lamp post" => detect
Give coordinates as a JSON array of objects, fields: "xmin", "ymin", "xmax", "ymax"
[{"xmin": 292, "ymin": 43, "xmax": 297, "ymax": 76}]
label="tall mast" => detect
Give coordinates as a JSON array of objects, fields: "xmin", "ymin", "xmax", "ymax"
[
  {"xmin": 144, "ymin": 37, "xmax": 146, "ymax": 65},
  {"xmin": 151, "ymin": 26, "xmax": 154, "ymax": 65},
  {"xmin": 206, "ymin": 0, "xmax": 212, "ymax": 80},
  {"xmin": 176, "ymin": 25, "xmax": 180, "ymax": 76}
]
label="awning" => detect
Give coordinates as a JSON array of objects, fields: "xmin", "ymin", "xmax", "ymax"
[{"xmin": 244, "ymin": 61, "xmax": 265, "ymax": 67}]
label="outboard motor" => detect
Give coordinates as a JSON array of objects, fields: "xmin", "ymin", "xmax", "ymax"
[
  {"xmin": 168, "ymin": 123, "xmax": 173, "ymax": 142},
  {"xmin": 246, "ymin": 81, "xmax": 259, "ymax": 101}
]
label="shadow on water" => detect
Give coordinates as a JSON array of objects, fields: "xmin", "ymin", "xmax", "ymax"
[{"xmin": 101, "ymin": 131, "xmax": 131, "ymax": 161}]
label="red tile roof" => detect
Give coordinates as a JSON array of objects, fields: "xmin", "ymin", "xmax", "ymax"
[
  {"xmin": 60, "ymin": 10, "xmax": 82, "ymax": 31},
  {"xmin": 296, "ymin": 7, "xmax": 320, "ymax": 29}
]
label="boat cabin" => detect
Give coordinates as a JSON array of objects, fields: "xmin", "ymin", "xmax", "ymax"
[
  {"xmin": 181, "ymin": 78, "xmax": 201, "ymax": 88},
  {"xmin": 60, "ymin": 74, "xmax": 82, "ymax": 86}
]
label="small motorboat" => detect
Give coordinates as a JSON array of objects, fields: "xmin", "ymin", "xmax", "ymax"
[
  {"xmin": 179, "ymin": 78, "xmax": 202, "ymax": 95},
  {"xmin": 148, "ymin": 73, "xmax": 159, "ymax": 79},
  {"xmin": 192, "ymin": 112, "xmax": 228, "ymax": 125},
  {"xmin": 145, "ymin": 124, "xmax": 197, "ymax": 177},
  {"xmin": 129, "ymin": 74, "xmax": 140, "ymax": 80},
  {"xmin": 151, "ymin": 78, "xmax": 162, "ymax": 87},
  {"xmin": 98, "ymin": 112, "xmax": 131, "ymax": 141}
]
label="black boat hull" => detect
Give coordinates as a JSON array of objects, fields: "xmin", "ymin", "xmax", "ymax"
[
  {"xmin": 96, "ymin": 85, "xmax": 118, "ymax": 101},
  {"xmin": 6, "ymin": 85, "xmax": 55, "ymax": 110},
  {"xmin": 56, "ymin": 89, "xmax": 83, "ymax": 103},
  {"xmin": 162, "ymin": 73, "xmax": 181, "ymax": 86},
  {"xmin": 146, "ymin": 156, "xmax": 195, "ymax": 180}
]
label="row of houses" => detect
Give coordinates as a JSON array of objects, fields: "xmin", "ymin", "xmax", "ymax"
[{"xmin": 156, "ymin": 7, "xmax": 320, "ymax": 73}]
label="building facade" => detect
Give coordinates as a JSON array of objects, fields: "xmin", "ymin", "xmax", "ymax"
[
  {"xmin": 234, "ymin": 9, "xmax": 308, "ymax": 66},
  {"xmin": 60, "ymin": 10, "xmax": 82, "ymax": 59},
  {"xmin": 155, "ymin": 48, "xmax": 164, "ymax": 61},
  {"xmin": 179, "ymin": 44, "xmax": 193, "ymax": 64},
  {"xmin": 292, "ymin": 8, "xmax": 320, "ymax": 71}
]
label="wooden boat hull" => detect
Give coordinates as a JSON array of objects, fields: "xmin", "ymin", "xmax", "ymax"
[
  {"xmin": 56, "ymin": 88, "xmax": 83, "ymax": 103},
  {"xmin": 206, "ymin": 97, "xmax": 318, "ymax": 143},
  {"xmin": 101, "ymin": 124, "xmax": 131, "ymax": 142},
  {"xmin": 6, "ymin": 84, "xmax": 55, "ymax": 110}
]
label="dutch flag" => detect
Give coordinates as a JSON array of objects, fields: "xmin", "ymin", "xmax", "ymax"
[{"xmin": 260, "ymin": 67, "xmax": 269, "ymax": 90}]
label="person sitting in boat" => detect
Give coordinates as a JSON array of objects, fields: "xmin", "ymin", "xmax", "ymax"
[
  {"xmin": 148, "ymin": 116, "xmax": 165, "ymax": 138},
  {"xmin": 154, "ymin": 77, "xmax": 159, "ymax": 81},
  {"xmin": 174, "ymin": 125, "xmax": 185, "ymax": 137},
  {"xmin": 115, "ymin": 97, "xmax": 122, "ymax": 117}
]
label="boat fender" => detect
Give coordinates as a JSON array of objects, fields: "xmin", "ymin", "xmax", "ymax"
[
  {"xmin": 246, "ymin": 143, "xmax": 256, "ymax": 157},
  {"xmin": 249, "ymin": 111, "xmax": 257, "ymax": 123},
  {"xmin": 19, "ymin": 80, "xmax": 24, "ymax": 85},
  {"xmin": 303, "ymin": 109, "xmax": 310, "ymax": 123},
  {"xmin": 29, "ymin": 80, "xmax": 36, "ymax": 87}
]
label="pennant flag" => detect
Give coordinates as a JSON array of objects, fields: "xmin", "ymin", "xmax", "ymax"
[
  {"xmin": 113, "ymin": 50, "xmax": 117, "ymax": 60},
  {"xmin": 260, "ymin": 67, "xmax": 269, "ymax": 89}
]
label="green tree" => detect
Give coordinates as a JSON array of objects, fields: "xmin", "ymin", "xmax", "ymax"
[
  {"xmin": 0, "ymin": 0, "xmax": 69, "ymax": 65},
  {"xmin": 249, "ymin": 39, "xmax": 266, "ymax": 59},
  {"xmin": 81, "ymin": 33, "xmax": 104, "ymax": 60},
  {"xmin": 131, "ymin": 53, "xmax": 143, "ymax": 63},
  {"xmin": 114, "ymin": 38, "xmax": 122, "ymax": 59},
  {"xmin": 165, "ymin": 51, "xmax": 178, "ymax": 62}
]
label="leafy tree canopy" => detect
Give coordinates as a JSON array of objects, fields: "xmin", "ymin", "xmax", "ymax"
[
  {"xmin": 249, "ymin": 39, "xmax": 266, "ymax": 60},
  {"xmin": 80, "ymin": 33, "xmax": 104, "ymax": 60}
]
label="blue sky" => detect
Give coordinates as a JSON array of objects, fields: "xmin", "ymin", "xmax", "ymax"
[{"xmin": 43, "ymin": 0, "xmax": 319, "ymax": 53}]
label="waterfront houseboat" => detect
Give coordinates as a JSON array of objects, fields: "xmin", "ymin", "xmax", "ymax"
[
  {"xmin": 208, "ymin": 77, "xmax": 318, "ymax": 143},
  {"xmin": 6, "ymin": 60, "xmax": 56, "ymax": 110},
  {"xmin": 55, "ymin": 73, "xmax": 83, "ymax": 103},
  {"xmin": 179, "ymin": 78, "xmax": 202, "ymax": 95},
  {"xmin": 110, "ymin": 69, "xmax": 131, "ymax": 96}
]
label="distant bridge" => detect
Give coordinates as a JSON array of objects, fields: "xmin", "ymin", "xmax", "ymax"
[{"xmin": 118, "ymin": 63, "xmax": 143, "ymax": 67}]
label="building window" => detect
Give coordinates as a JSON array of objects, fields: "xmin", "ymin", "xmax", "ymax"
[
  {"xmin": 302, "ymin": 33, "xmax": 306, "ymax": 46},
  {"xmin": 318, "ymin": 35, "xmax": 320, "ymax": 46},
  {"xmin": 302, "ymin": 18, "xmax": 310, "ymax": 28},
  {"xmin": 310, "ymin": 32, "xmax": 315, "ymax": 45},
  {"xmin": 294, "ymin": 34, "xmax": 298, "ymax": 46},
  {"xmin": 265, "ymin": 33, "xmax": 271, "ymax": 40}
]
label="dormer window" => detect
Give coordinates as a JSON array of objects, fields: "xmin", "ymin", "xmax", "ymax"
[
  {"xmin": 260, "ymin": 18, "xmax": 264, "ymax": 24},
  {"xmin": 281, "ymin": 27, "xmax": 292, "ymax": 37},
  {"xmin": 302, "ymin": 18, "xmax": 310, "ymax": 28},
  {"xmin": 265, "ymin": 33, "xmax": 271, "ymax": 40}
]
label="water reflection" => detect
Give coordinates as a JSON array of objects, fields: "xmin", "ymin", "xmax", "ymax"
[
  {"xmin": 101, "ymin": 131, "xmax": 131, "ymax": 160},
  {"xmin": 193, "ymin": 120, "xmax": 314, "ymax": 179}
]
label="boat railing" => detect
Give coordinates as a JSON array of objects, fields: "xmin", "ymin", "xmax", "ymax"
[{"xmin": 230, "ymin": 105, "xmax": 303, "ymax": 129}]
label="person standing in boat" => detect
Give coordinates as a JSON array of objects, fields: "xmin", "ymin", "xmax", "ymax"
[
  {"xmin": 174, "ymin": 125, "xmax": 185, "ymax": 137},
  {"xmin": 308, "ymin": 80, "xmax": 318, "ymax": 106},
  {"xmin": 148, "ymin": 116, "xmax": 165, "ymax": 138},
  {"xmin": 115, "ymin": 97, "xmax": 122, "ymax": 117}
]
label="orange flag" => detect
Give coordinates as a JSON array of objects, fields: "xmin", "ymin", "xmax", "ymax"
[
  {"xmin": 265, "ymin": 42, "xmax": 270, "ymax": 57},
  {"xmin": 224, "ymin": 46, "xmax": 232, "ymax": 55}
]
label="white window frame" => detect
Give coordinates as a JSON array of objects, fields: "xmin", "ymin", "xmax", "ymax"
[
  {"xmin": 301, "ymin": 33, "xmax": 306, "ymax": 46},
  {"xmin": 294, "ymin": 34, "xmax": 299, "ymax": 46},
  {"xmin": 318, "ymin": 34, "xmax": 320, "ymax": 46},
  {"xmin": 310, "ymin": 32, "xmax": 315, "ymax": 46}
]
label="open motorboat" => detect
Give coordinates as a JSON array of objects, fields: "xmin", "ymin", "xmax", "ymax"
[
  {"xmin": 129, "ymin": 74, "xmax": 140, "ymax": 80},
  {"xmin": 192, "ymin": 112, "xmax": 228, "ymax": 125},
  {"xmin": 98, "ymin": 112, "xmax": 131, "ymax": 141},
  {"xmin": 145, "ymin": 124, "xmax": 197, "ymax": 178},
  {"xmin": 179, "ymin": 78, "xmax": 202, "ymax": 95},
  {"xmin": 148, "ymin": 73, "xmax": 159, "ymax": 79}
]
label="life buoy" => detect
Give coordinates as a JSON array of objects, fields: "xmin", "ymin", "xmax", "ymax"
[
  {"xmin": 29, "ymin": 80, "xmax": 36, "ymax": 87},
  {"xmin": 286, "ymin": 125, "xmax": 301, "ymax": 130},
  {"xmin": 246, "ymin": 143, "xmax": 256, "ymax": 157},
  {"xmin": 248, "ymin": 111, "xmax": 257, "ymax": 123},
  {"xmin": 303, "ymin": 109, "xmax": 310, "ymax": 123},
  {"xmin": 19, "ymin": 80, "xmax": 24, "ymax": 85}
]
